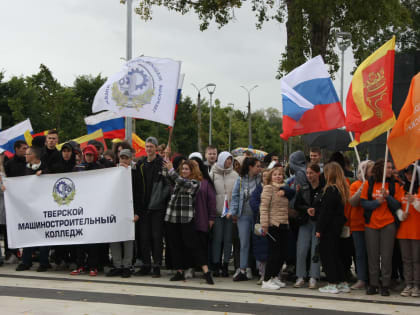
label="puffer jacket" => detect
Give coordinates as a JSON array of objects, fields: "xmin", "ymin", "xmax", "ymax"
[
  {"xmin": 259, "ymin": 183, "xmax": 289, "ymax": 227},
  {"xmin": 210, "ymin": 157, "xmax": 238, "ymax": 216}
]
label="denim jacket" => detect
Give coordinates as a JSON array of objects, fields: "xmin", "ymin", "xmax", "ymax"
[{"xmin": 229, "ymin": 174, "xmax": 261, "ymax": 218}]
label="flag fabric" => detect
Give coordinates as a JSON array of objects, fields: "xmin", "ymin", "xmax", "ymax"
[
  {"xmin": 0, "ymin": 119, "xmax": 33, "ymax": 156},
  {"xmin": 32, "ymin": 130, "xmax": 49, "ymax": 138},
  {"xmin": 221, "ymin": 195, "xmax": 229, "ymax": 218},
  {"xmin": 345, "ymin": 37, "xmax": 396, "ymax": 147},
  {"xmin": 56, "ymin": 129, "xmax": 107, "ymax": 151},
  {"xmin": 387, "ymin": 72, "xmax": 420, "ymax": 170},
  {"xmin": 92, "ymin": 56, "xmax": 181, "ymax": 127},
  {"xmin": 280, "ymin": 55, "xmax": 345, "ymax": 140},
  {"xmin": 85, "ymin": 111, "xmax": 125, "ymax": 139},
  {"xmin": 172, "ymin": 74, "xmax": 185, "ymax": 127},
  {"xmin": 132, "ymin": 133, "xmax": 147, "ymax": 158}
]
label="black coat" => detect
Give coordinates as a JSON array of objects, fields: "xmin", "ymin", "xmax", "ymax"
[
  {"xmin": 5, "ymin": 155, "xmax": 26, "ymax": 177},
  {"xmin": 316, "ymin": 186, "xmax": 347, "ymax": 236}
]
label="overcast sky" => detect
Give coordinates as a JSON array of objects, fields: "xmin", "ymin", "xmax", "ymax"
[{"xmin": 1, "ymin": 0, "xmax": 355, "ymax": 115}]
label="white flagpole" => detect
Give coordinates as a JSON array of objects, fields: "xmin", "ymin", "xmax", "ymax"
[
  {"xmin": 348, "ymin": 132, "xmax": 365, "ymax": 181},
  {"xmin": 405, "ymin": 161, "xmax": 419, "ymax": 213},
  {"xmin": 381, "ymin": 130, "xmax": 390, "ymax": 189}
]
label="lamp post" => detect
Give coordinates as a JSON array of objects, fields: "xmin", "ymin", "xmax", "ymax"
[
  {"xmin": 336, "ymin": 31, "xmax": 352, "ymax": 103},
  {"xmin": 123, "ymin": 0, "xmax": 133, "ymax": 143},
  {"xmin": 227, "ymin": 103, "xmax": 234, "ymax": 152},
  {"xmin": 191, "ymin": 83, "xmax": 208, "ymax": 153},
  {"xmin": 206, "ymin": 83, "xmax": 216, "ymax": 146},
  {"xmin": 240, "ymin": 85, "xmax": 258, "ymax": 148}
]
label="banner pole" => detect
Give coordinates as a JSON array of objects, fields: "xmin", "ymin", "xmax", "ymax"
[
  {"xmin": 165, "ymin": 127, "xmax": 173, "ymax": 161},
  {"xmin": 405, "ymin": 160, "xmax": 418, "ymax": 213},
  {"xmin": 348, "ymin": 132, "xmax": 365, "ymax": 181},
  {"xmin": 381, "ymin": 130, "xmax": 390, "ymax": 189}
]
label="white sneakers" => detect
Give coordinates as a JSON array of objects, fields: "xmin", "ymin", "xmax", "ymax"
[
  {"xmin": 294, "ymin": 277, "xmax": 317, "ymax": 289},
  {"xmin": 401, "ymin": 285, "xmax": 420, "ymax": 297},
  {"xmin": 262, "ymin": 277, "xmax": 286, "ymax": 290},
  {"xmin": 262, "ymin": 279, "xmax": 281, "ymax": 290},
  {"xmin": 309, "ymin": 278, "xmax": 317, "ymax": 289},
  {"xmin": 319, "ymin": 284, "xmax": 340, "ymax": 294},
  {"xmin": 246, "ymin": 268, "xmax": 253, "ymax": 280},
  {"xmin": 319, "ymin": 282, "xmax": 350, "ymax": 294}
]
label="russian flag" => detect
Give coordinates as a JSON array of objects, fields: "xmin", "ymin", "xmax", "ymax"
[
  {"xmin": 0, "ymin": 119, "xmax": 33, "ymax": 157},
  {"xmin": 84, "ymin": 111, "xmax": 125, "ymax": 139},
  {"xmin": 221, "ymin": 194, "xmax": 229, "ymax": 218},
  {"xmin": 280, "ymin": 55, "xmax": 345, "ymax": 140}
]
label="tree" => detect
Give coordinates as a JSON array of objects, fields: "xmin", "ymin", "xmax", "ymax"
[{"xmin": 132, "ymin": 0, "xmax": 412, "ymax": 77}]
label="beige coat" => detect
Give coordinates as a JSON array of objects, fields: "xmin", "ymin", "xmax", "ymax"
[
  {"xmin": 210, "ymin": 164, "xmax": 238, "ymax": 216},
  {"xmin": 259, "ymin": 183, "xmax": 289, "ymax": 228}
]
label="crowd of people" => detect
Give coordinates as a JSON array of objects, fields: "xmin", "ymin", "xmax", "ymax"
[{"xmin": 0, "ymin": 131, "xmax": 419, "ymax": 297}]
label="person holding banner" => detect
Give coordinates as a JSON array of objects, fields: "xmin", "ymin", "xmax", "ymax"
[
  {"xmin": 71, "ymin": 145, "xmax": 104, "ymax": 276},
  {"xmin": 15, "ymin": 146, "xmax": 50, "ymax": 272},
  {"xmin": 163, "ymin": 159, "xmax": 214, "ymax": 285},
  {"xmin": 209, "ymin": 151, "xmax": 238, "ymax": 277},
  {"xmin": 396, "ymin": 165, "xmax": 420, "ymax": 297},
  {"xmin": 107, "ymin": 149, "xmax": 138, "ymax": 278},
  {"xmin": 360, "ymin": 159, "xmax": 402, "ymax": 296}
]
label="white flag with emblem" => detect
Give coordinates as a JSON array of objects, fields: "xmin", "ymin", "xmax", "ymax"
[{"xmin": 92, "ymin": 56, "xmax": 181, "ymax": 127}]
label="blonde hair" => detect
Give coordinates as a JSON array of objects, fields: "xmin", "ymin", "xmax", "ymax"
[
  {"xmin": 323, "ymin": 162, "xmax": 349, "ymax": 204},
  {"xmin": 357, "ymin": 160, "xmax": 374, "ymax": 181},
  {"xmin": 266, "ymin": 166, "xmax": 285, "ymax": 185}
]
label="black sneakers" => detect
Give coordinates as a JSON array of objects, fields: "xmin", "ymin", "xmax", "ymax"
[
  {"xmin": 366, "ymin": 286, "xmax": 379, "ymax": 295},
  {"xmin": 134, "ymin": 267, "xmax": 151, "ymax": 276},
  {"xmin": 233, "ymin": 270, "xmax": 248, "ymax": 282},
  {"xmin": 121, "ymin": 268, "xmax": 132, "ymax": 278},
  {"xmin": 381, "ymin": 287, "xmax": 390, "ymax": 296},
  {"xmin": 204, "ymin": 271, "xmax": 214, "ymax": 285},
  {"xmin": 107, "ymin": 268, "xmax": 123, "ymax": 277},
  {"xmin": 170, "ymin": 271, "xmax": 185, "ymax": 281},
  {"xmin": 36, "ymin": 265, "xmax": 49, "ymax": 272},
  {"xmin": 221, "ymin": 263, "xmax": 229, "ymax": 277},
  {"xmin": 152, "ymin": 267, "xmax": 161, "ymax": 278},
  {"xmin": 16, "ymin": 263, "xmax": 31, "ymax": 271}
]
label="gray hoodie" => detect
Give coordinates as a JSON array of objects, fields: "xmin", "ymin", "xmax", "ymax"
[{"xmin": 289, "ymin": 151, "xmax": 308, "ymax": 188}]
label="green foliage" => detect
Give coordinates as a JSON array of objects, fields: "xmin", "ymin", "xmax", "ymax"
[{"xmin": 132, "ymin": 0, "xmax": 414, "ymax": 78}]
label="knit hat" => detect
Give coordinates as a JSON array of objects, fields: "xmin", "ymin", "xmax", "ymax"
[
  {"xmin": 216, "ymin": 151, "xmax": 232, "ymax": 169},
  {"xmin": 188, "ymin": 152, "xmax": 203, "ymax": 161},
  {"xmin": 145, "ymin": 136, "xmax": 158, "ymax": 147}
]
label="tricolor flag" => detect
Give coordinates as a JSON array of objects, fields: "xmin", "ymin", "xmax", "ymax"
[
  {"xmin": 0, "ymin": 119, "xmax": 33, "ymax": 157},
  {"xmin": 387, "ymin": 72, "xmax": 420, "ymax": 170},
  {"xmin": 221, "ymin": 194, "xmax": 229, "ymax": 218},
  {"xmin": 92, "ymin": 56, "xmax": 181, "ymax": 127},
  {"xmin": 280, "ymin": 55, "xmax": 345, "ymax": 140},
  {"xmin": 56, "ymin": 129, "xmax": 107, "ymax": 151},
  {"xmin": 346, "ymin": 36, "xmax": 396, "ymax": 147},
  {"xmin": 85, "ymin": 111, "xmax": 125, "ymax": 139}
]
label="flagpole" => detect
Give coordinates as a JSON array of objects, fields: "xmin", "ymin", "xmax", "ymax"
[
  {"xmin": 348, "ymin": 132, "xmax": 365, "ymax": 181},
  {"xmin": 381, "ymin": 130, "xmax": 390, "ymax": 189},
  {"xmin": 405, "ymin": 161, "xmax": 418, "ymax": 213},
  {"xmin": 124, "ymin": 0, "xmax": 133, "ymax": 144}
]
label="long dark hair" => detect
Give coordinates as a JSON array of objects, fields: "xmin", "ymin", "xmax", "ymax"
[
  {"xmin": 190, "ymin": 157, "xmax": 215, "ymax": 189},
  {"xmin": 239, "ymin": 157, "xmax": 258, "ymax": 177},
  {"xmin": 404, "ymin": 165, "xmax": 419, "ymax": 193}
]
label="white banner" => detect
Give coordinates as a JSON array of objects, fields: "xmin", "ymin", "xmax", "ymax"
[
  {"xmin": 4, "ymin": 167, "xmax": 135, "ymax": 248},
  {"xmin": 92, "ymin": 56, "xmax": 181, "ymax": 127}
]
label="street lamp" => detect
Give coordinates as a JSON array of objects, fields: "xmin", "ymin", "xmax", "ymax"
[
  {"xmin": 191, "ymin": 83, "xmax": 208, "ymax": 153},
  {"xmin": 206, "ymin": 83, "xmax": 216, "ymax": 146},
  {"xmin": 227, "ymin": 103, "xmax": 234, "ymax": 152},
  {"xmin": 240, "ymin": 85, "xmax": 258, "ymax": 148},
  {"xmin": 336, "ymin": 31, "xmax": 352, "ymax": 103}
]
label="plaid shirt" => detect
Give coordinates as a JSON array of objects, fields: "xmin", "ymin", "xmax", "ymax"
[{"xmin": 165, "ymin": 169, "xmax": 201, "ymax": 224}]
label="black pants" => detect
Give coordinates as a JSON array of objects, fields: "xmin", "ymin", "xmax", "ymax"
[
  {"xmin": 139, "ymin": 209, "xmax": 165, "ymax": 268},
  {"xmin": 320, "ymin": 233, "xmax": 344, "ymax": 284},
  {"xmin": 166, "ymin": 221, "xmax": 207, "ymax": 270},
  {"xmin": 264, "ymin": 226, "xmax": 289, "ymax": 281},
  {"xmin": 339, "ymin": 236, "xmax": 355, "ymax": 278},
  {"xmin": 0, "ymin": 225, "xmax": 18, "ymax": 256},
  {"xmin": 75, "ymin": 244, "xmax": 100, "ymax": 269}
]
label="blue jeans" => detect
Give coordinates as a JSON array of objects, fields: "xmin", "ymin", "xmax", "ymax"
[
  {"xmin": 211, "ymin": 217, "xmax": 233, "ymax": 264},
  {"xmin": 296, "ymin": 220, "xmax": 320, "ymax": 279},
  {"xmin": 237, "ymin": 215, "xmax": 253, "ymax": 269},
  {"xmin": 352, "ymin": 231, "xmax": 368, "ymax": 282}
]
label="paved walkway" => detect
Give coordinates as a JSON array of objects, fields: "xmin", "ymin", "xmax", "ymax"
[{"xmin": 0, "ymin": 264, "xmax": 419, "ymax": 314}]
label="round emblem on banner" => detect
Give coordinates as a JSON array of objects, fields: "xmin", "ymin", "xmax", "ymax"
[{"xmin": 52, "ymin": 177, "xmax": 76, "ymax": 206}]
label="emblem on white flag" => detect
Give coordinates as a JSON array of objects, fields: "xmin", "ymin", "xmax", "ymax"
[{"xmin": 93, "ymin": 56, "xmax": 181, "ymax": 126}]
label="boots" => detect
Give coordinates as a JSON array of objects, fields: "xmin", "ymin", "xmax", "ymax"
[
  {"xmin": 221, "ymin": 263, "xmax": 229, "ymax": 277},
  {"xmin": 212, "ymin": 263, "xmax": 220, "ymax": 277}
]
